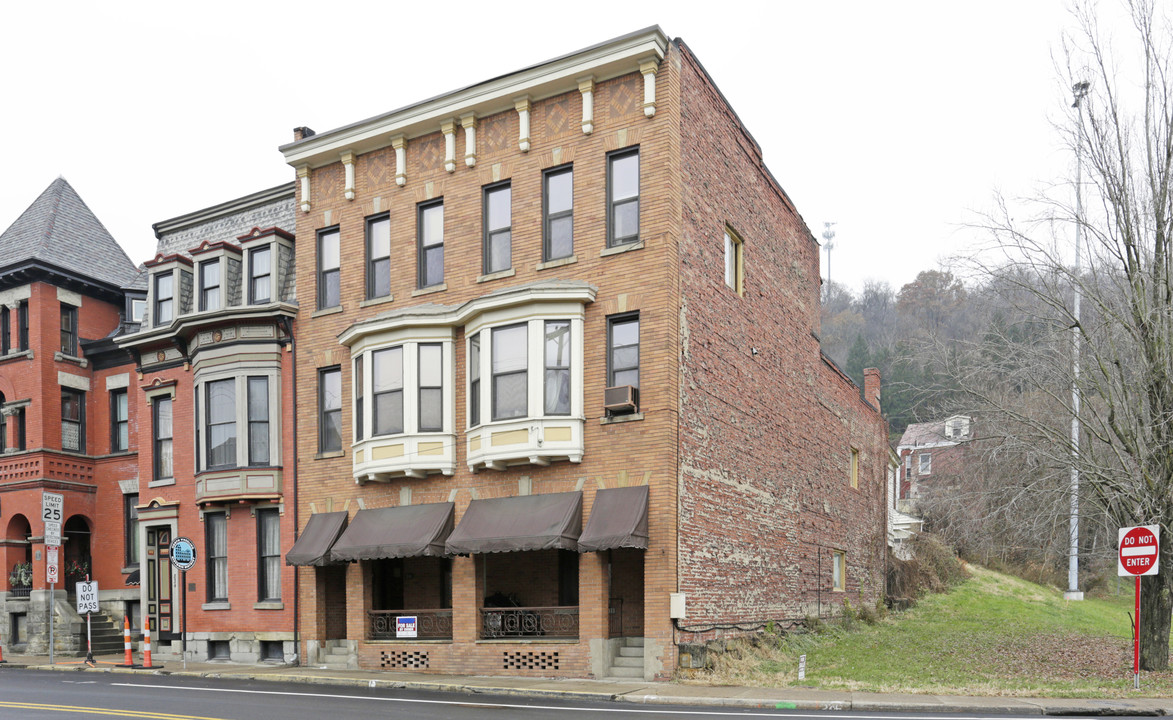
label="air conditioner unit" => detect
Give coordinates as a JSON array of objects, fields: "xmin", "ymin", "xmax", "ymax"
[{"xmin": 604, "ymin": 385, "xmax": 638, "ymax": 414}]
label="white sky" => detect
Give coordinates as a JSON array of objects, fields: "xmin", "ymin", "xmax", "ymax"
[{"xmin": 0, "ymin": 0, "xmax": 1094, "ymax": 294}]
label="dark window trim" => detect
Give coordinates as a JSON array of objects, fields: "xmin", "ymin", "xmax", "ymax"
[
  {"xmin": 354, "ymin": 355, "xmax": 364, "ymax": 441},
  {"xmin": 124, "ymin": 493, "xmax": 139, "ymax": 567},
  {"xmin": 365, "ymin": 213, "xmax": 392, "ymax": 300},
  {"xmin": 249, "ymin": 245, "xmax": 272, "ymax": 305},
  {"xmin": 256, "ymin": 508, "xmax": 281, "ymax": 602},
  {"xmin": 417, "ymin": 199, "xmax": 444, "ymax": 289},
  {"xmin": 606, "ymin": 147, "xmax": 640, "ymax": 247},
  {"xmin": 199, "ymin": 259, "xmax": 221, "ymax": 312},
  {"xmin": 61, "ymin": 388, "xmax": 85, "ymax": 453},
  {"xmin": 317, "ymin": 226, "xmax": 341, "ymax": 310},
  {"xmin": 482, "ymin": 181, "xmax": 512, "ymax": 275},
  {"xmin": 1, "ymin": 305, "xmax": 9, "ymax": 354},
  {"xmin": 110, "ymin": 388, "xmax": 128, "ymax": 453},
  {"xmin": 606, "ymin": 312, "xmax": 641, "ymax": 388},
  {"xmin": 60, "ymin": 304, "xmax": 78, "ymax": 356},
  {"xmin": 318, "ymin": 366, "xmax": 342, "ymax": 454},
  {"xmin": 154, "ymin": 272, "xmax": 174, "ymax": 327},
  {"xmin": 153, "ymin": 396, "xmax": 173, "ymax": 480},
  {"xmin": 17, "ymin": 300, "xmax": 28, "ymax": 352},
  {"xmin": 206, "ymin": 511, "xmax": 228, "ymax": 602},
  {"xmin": 542, "ymin": 164, "xmax": 574, "ymax": 261}
]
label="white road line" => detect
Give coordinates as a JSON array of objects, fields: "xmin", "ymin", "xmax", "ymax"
[{"xmin": 110, "ymin": 683, "xmax": 1091, "ymax": 720}]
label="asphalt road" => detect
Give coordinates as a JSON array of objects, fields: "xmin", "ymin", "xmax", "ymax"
[{"xmin": 0, "ymin": 670, "xmax": 1151, "ymax": 720}]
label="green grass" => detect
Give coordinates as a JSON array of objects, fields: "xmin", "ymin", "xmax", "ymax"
[{"xmin": 693, "ymin": 565, "xmax": 1173, "ymax": 697}]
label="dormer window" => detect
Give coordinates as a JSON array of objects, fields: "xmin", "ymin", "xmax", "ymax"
[
  {"xmin": 131, "ymin": 298, "xmax": 146, "ymax": 323},
  {"xmin": 155, "ymin": 273, "xmax": 174, "ymax": 326},
  {"xmin": 250, "ymin": 246, "xmax": 271, "ymax": 304},
  {"xmin": 200, "ymin": 260, "xmax": 221, "ymax": 312}
]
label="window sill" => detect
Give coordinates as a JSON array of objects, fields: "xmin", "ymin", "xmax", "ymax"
[
  {"xmin": 202, "ymin": 602, "xmax": 231, "ymax": 611},
  {"xmin": 411, "ymin": 283, "xmax": 448, "ymax": 297},
  {"xmin": 311, "ymin": 306, "xmax": 344, "ymax": 318},
  {"xmin": 95, "ymin": 451, "xmax": 135, "ymax": 460},
  {"xmin": 0, "ymin": 350, "xmax": 33, "ymax": 365},
  {"xmin": 148, "ymin": 478, "xmax": 176, "ymax": 488},
  {"xmin": 536, "ymin": 255, "xmax": 578, "ymax": 271},
  {"xmin": 254, "ymin": 601, "xmax": 284, "ymax": 610},
  {"xmin": 475, "ymin": 638, "xmax": 579, "ymax": 645},
  {"xmin": 600, "ymin": 412, "xmax": 644, "ymax": 425},
  {"xmin": 359, "ymin": 295, "xmax": 395, "ymax": 309},
  {"xmin": 315, "ymin": 450, "xmax": 345, "ymax": 460},
  {"xmin": 121, "ymin": 566, "xmax": 139, "ymax": 574},
  {"xmin": 477, "ymin": 268, "xmax": 516, "ymax": 284},
  {"xmin": 54, "ymin": 352, "xmax": 87, "ymax": 367},
  {"xmin": 600, "ymin": 240, "xmax": 643, "ymax": 257}
]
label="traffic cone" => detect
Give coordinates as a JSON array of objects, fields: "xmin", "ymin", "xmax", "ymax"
[
  {"xmin": 138, "ymin": 621, "xmax": 161, "ymax": 669},
  {"xmin": 116, "ymin": 616, "xmax": 136, "ymax": 668},
  {"xmin": 0, "ymin": 639, "xmax": 6, "ymax": 663}
]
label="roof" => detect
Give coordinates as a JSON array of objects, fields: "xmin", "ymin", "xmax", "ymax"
[
  {"xmin": 898, "ymin": 415, "xmax": 972, "ymax": 449},
  {"xmin": 0, "ymin": 178, "xmax": 138, "ymax": 289}
]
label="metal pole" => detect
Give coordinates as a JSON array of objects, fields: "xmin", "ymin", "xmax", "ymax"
[
  {"xmin": 1135, "ymin": 575, "xmax": 1141, "ymax": 689},
  {"xmin": 47, "ymin": 581, "xmax": 54, "ymax": 665},
  {"xmin": 182, "ymin": 569, "xmax": 187, "ymax": 670},
  {"xmin": 1067, "ymin": 80, "xmax": 1090, "ymax": 601}
]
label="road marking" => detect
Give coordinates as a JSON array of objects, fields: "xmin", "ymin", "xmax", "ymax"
[
  {"xmin": 0, "ymin": 701, "xmax": 229, "ymax": 719},
  {"xmin": 110, "ymin": 683, "xmax": 1098, "ymax": 720}
]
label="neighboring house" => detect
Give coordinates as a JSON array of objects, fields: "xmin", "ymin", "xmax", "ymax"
[
  {"xmin": 886, "ymin": 447, "xmax": 922, "ymax": 560},
  {"xmin": 281, "ymin": 27, "xmax": 888, "ymax": 681},
  {"xmin": 896, "ymin": 414, "xmax": 973, "ymax": 507},
  {"xmin": 0, "ymin": 178, "xmax": 141, "ymax": 653},
  {"xmin": 113, "ymin": 183, "xmax": 299, "ymax": 662}
]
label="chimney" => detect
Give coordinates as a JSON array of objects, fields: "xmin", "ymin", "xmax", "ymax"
[
  {"xmin": 293, "ymin": 126, "xmax": 316, "ymax": 141},
  {"xmin": 863, "ymin": 367, "xmax": 881, "ymax": 413}
]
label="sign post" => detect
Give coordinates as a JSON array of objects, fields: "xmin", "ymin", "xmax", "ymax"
[
  {"xmin": 1118, "ymin": 524, "xmax": 1159, "ymax": 690},
  {"xmin": 76, "ymin": 578, "xmax": 99, "ymax": 666},
  {"xmin": 42, "ymin": 491, "xmax": 63, "ymax": 666},
  {"xmin": 170, "ymin": 537, "xmax": 197, "ymax": 670}
]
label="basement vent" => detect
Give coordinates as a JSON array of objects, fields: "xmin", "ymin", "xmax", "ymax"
[
  {"xmin": 381, "ymin": 650, "xmax": 429, "ymax": 669},
  {"xmin": 503, "ymin": 651, "xmax": 559, "ymax": 670}
]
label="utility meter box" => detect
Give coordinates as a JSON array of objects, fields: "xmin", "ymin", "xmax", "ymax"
[{"xmin": 669, "ymin": 592, "xmax": 686, "ymax": 619}]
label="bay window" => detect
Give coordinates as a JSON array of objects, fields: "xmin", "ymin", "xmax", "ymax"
[
  {"xmin": 372, "ymin": 347, "xmax": 404, "ymax": 436},
  {"xmin": 491, "ymin": 324, "xmax": 527, "ymax": 421},
  {"xmin": 195, "ymin": 372, "xmax": 279, "ymax": 471},
  {"xmin": 418, "ymin": 344, "xmax": 443, "ymax": 432}
]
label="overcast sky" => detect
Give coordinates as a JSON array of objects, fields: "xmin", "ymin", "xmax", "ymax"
[{"xmin": 0, "ymin": 0, "xmax": 1096, "ymax": 294}]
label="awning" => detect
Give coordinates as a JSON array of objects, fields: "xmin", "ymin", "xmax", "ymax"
[
  {"xmin": 285, "ymin": 511, "xmax": 349, "ymax": 566},
  {"xmin": 330, "ymin": 502, "xmax": 455, "ymax": 561},
  {"xmin": 446, "ymin": 491, "xmax": 582, "ymax": 555},
  {"xmin": 578, "ymin": 485, "xmax": 649, "ymax": 552}
]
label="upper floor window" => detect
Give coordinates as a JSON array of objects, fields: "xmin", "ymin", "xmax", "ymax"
[
  {"xmin": 543, "ymin": 166, "xmax": 573, "ymax": 261},
  {"xmin": 607, "ymin": 148, "xmax": 640, "ymax": 246},
  {"xmin": 354, "ymin": 339, "xmax": 452, "ymax": 442},
  {"xmin": 353, "ymin": 356, "xmax": 364, "ymax": 441},
  {"xmin": 111, "ymin": 389, "xmax": 129, "ymax": 453},
  {"xmin": 319, "ymin": 367, "xmax": 341, "ymax": 453},
  {"xmin": 61, "ymin": 389, "xmax": 85, "ymax": 452},
  {"xmin": 418, "ymin": 200, "xmax": 444, "ymax": 288},
  {"xmin": 483, "ymin": 183, "xmax": 511, "ymax": 274},
  {"xmin": 247, "ymin": 377, "xmax": 269, "ymax": 466},
  {"xmin": 154, "ymin": 396, "xmax": 173, "ymax": 480},
  {"xmin": 124, "ymin": 493, "xmax": 139, "ymax": 567},
  {"xmin": 17, "ymin": 300, "xmax": 28, "ymax": 352},
  {"xmin": 545, "ymin": 321, "xmax": 571, "ymax": 415},
  {"xmin": 850, "ymin": 447, "xmax": 859, "ymax": 489},
  {"xmin": 206, "ymin": 379, "xmax": 236, "ymax": 469},
  {"xmin": 607, "ymin": 314, "xmax": 640, "ymax": 388},
  {"xmin": 373, "ymin": 347, "xmax": 404, "ymax": 436},
  {"xmin": 2, "ymin": 306, "xmax": 10, "ymax": 354},
  {"xmin": 491, "ymin": 324, "xmax": 527, "ymax": 421},
  {"xmin": 155, "ymin": 274, "xmax": 174, "ymax": 326},
  {"xmin": 131, "ymin": 298, "xmax": 146, "ymax": 323},
  {"xmin": 468, "ymin": 335, "xmax": 480, "ymax": 428},
  {"xmin": 418, "ymin": 345, "xmax": 443, "ymax": 432},
  {"xmin": 199, "ymin": 260, "xmax": 221, "ymax": 312},
  {"xmin": 2, "ymin": 406, "xmax": 26, "ymax": 452},
  {"xmin": 832, "ymin": 550, "xmax": 846, "ymax": 591},
  {"xmin": 724, "ymin": 228, "xmax": 743, "ymax": 294},
  {"xmin": 60, "ymin": 304, "xmax": 78, "ymax": 356},
  {"xmin": 919, "ymin": 452, "xmax": 932, "ymax": 475},
  {"xmin": 206, "ymin": 511, "xmax": 228, "ymax": 602},
  {"xmin": 367, "ymin": 214, "xmax": 391, "ymax": 300},
  {"xmin": 198, "ymin": 374, "xmax": 275, "ymax": 470},
  {"xmin": 257, "ymin": 508, "xmax": 281, "ymax": 602},
  {"xmin": 249, "ymin": 246, "xmax": 272, "ymax": 304},
  {"xmin": 318, "ymin": 228, "xmax": 340, "ymax": 310}
]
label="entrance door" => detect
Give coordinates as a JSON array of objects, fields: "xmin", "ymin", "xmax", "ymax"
[
  {"xmin": 144, "ymin": 526, "xmax": 175, "ymax": 641},
  {"xmin": 608, "ymin": 549, "xmax": 644, "ymax": 637}
]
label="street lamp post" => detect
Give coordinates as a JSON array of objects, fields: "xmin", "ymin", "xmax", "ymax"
[{"xmin": 1066, "ymin": 79, "xmax": 1090, "ymax": 602}]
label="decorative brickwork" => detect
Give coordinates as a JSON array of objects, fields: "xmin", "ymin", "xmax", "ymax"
[
  {"xmin": 503, "ymin": 650, "xmax": 559, "ymax": 671},
  {"xmin": 381, "ymin": 650, "xmax": 429, "ymax": 669}
]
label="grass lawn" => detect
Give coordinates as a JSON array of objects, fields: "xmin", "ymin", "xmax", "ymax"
[{"xmin": 691, "ymin": 565, "xmax": 1173, "ymax": 697}]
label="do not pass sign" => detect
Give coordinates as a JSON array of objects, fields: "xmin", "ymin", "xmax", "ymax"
[{"xmin": 1119, "ymin": 524, "xmax": 1160, "ymax": 576}]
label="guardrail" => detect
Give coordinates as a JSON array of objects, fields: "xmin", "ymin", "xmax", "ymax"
[
  {"xmin": 367, "ymin": 609, "xmax": 452, "ymax": 640},
  {"xmin": 480, "ymin": 606, "xmax": 579, "ymax": 639}
]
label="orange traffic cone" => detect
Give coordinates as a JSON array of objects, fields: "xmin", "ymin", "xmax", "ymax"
[
  {"xmin": 138, "ymin": 620, "xmax": 161, "ymax": 669},
  {"xmin": 0, "ymin": 639, "xmax": 6, "ymax": 663},
  {"xmin": 116, "ymin": 616, "xmax": 136, "ymax": 668}
]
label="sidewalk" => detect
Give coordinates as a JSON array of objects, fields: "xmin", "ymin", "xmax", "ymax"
[{"xmin": 1, "ymin": 651, "xmax": 1170, "ymax": 716}]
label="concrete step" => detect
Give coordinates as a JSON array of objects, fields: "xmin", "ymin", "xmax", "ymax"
[
  {"xmin": 618, "ymin": 646, "xmax": 643, "ymax": 657},
  {"xmin": 605, "ymin": 665, "xmax": 644, "ymax": 678},
  {"xmin": 623, "ymin": 637, "xmax": 644, "ymax": 647},
  {"xmin": 612, "ymin": 655, "xmax": 643, "ymax": 668}
]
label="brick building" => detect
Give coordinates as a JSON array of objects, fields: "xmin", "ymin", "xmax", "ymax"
[
  {"xmin": 113, "ymin": 183, "xmax": 300, "ymax": 662},
  {"xmin": 0, "ymin": 178, "xmax": 141, "ymax": 653},
  {"xmin": 897, "ymin": 414, "xmax": 972, "ymax": 502},
  {"xmin": 281, "ymin": 27, "xmax": 888, "ymax": 680}
]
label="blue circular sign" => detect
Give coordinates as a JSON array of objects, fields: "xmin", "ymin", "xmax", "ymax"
[{"xmin": 171, "ymin": 536, "xmax": 197, "ymax": 571}]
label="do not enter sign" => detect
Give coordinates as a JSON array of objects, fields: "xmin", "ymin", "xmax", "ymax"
[{"xmin": 1119, "ymin": 524, "xmax": 1160, "ymax": 576}]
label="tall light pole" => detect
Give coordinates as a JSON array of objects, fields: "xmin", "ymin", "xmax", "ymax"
[
  {"xmin": 1066, "ymin": 79, "xmax": 1090, "ymax": 602},
  {"xmin": 822, "ymin": 222, "xmax": 836, "ymax": 300}
]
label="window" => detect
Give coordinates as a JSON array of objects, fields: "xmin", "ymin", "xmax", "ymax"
[
  {"xmin": 2, "ymin": 306, "xmax": 9, "ymax": 354},
  {"xmin": 418, "ymin": 344, "xmax": 442, "ymax": 432},
  {"xmin": 545, "ymin": 321, "xmax": 571, "ymax": 415},
  {"xmin": 111, "ymin": 389, "xmax": 129, "ymax": 453},
  {"xmin": 249, "ymin": 246, "xmax": 272, "ymax": 304},
  {"xmin": 257, "ymin": 508, "xmax": 280, "ymax": 602},
  {"xmin": 199, "ymin": 260, "xmax": 221, "ymax": 312},
  {"xmin": 131, "ymin": 298, "xmax": 146, "ymax": 323},
  {"xmin": 372, "ymin": 347, "xmax": 404, "ymax": 435},
  {"xmin": 919, "ymin": 452, "xmax": 932, "ymax": 475},
  {"xmin": 153, "ymin": 397, "xmax": 173, "ymax": 480},
  {"xmin": 366, "ymin": 214, "xmax": 391, "ymax": 299},
  {"xmin": 247, "ymin": 377, "xmax": 269, "ymax": 466},
  {"xmin": 17, "ymin": 301, "xmax": 28, "ymax": 351},
  {"xmin": 124, "ymin": 494, "xmax": 139, "ymax": 566},
  {"xmin": 154, "ymin": 274, "xmax": 173, "ymax": 326},
  {"xmin": 832, "ymin": 551, "xmax": 846, "ymax": 591},
  {"xmin": 205, "ymin": 379, "xmax": 236, "ymax": 469},
  {"xmin": 319, "ymin": 368, "xmax": 341, "ymax": 453},
  {"xmin": 850, "ymin": 447, "xmax": 859, "ymax": 489},
  {"xmin": 206, "ymin": 512, "xmax": 227, "ymax": 602},
  {"xmin": 317, "ymin": 228, "xmax": 340, "ymax": 309},
  {"xmin": 483, "ymin": 183, "xmax": 511, "ymax": 274},
  {"xmin": 11, "ymin": 408, "xmax": 24, "ymax": 451},
  {"xmin": 492, "ymin": 324, "xmax": 527, "ymax": 420},
  {"xmin": 61, "ymin": 389, "xmax": 84, "ymax": 452},
  {"xmin": 417, "ymin": 200, "xmax": 444, "ymax": 288},
  {"xmin": 353, "ymin": 355, "xmax": 364, "ymax": 440},
  {"xmin": 468, "ymin": 334, "xmax": 480, "ymax": 427},
  {"xmin": 607, "ymin": 148, "xmax": 640, "ymax": 246},
  {"xmin": 607, "ymin": 314, "xmax": 640, "ymax": 388},
  {"xmin": 543, "ymin": 166, "xmax": 573, "ymax": 260},
  {"xmin": 60, "ymin": 304, "xmax": 77, "ymax": 356},
  {"xmin": 724, "ymin": 228, "xmax": 743, "ymax": 294}
]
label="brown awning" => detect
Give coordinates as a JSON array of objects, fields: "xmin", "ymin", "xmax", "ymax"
[
  {"xmin": 330, "ymin": 502, "xmax": 455, "ymax": 561},
  {"xmin": 285, "ymin": 511, "xmax": 349, "ymax": 566},
  {"xmin": 446, "ymin": 491, "xmax": 582, "ymax": 555},
  {"xmin": 577, "ymin": 485, "xmax": 649, "ymax": 552}
]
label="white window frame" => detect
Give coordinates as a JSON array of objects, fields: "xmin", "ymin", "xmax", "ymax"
[
  {"xmin": 918, "ymin": 452, "xmax": 932, "ymax": 475},
  {"xmin": 194, "ymin": 361, "xmax": 281, "ymax": 473}
]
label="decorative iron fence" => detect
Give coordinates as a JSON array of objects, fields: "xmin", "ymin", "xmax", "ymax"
[
  {"xmin": 368, "ymin": 609, "xmax": 452, "ymax": 640},
  {"xmin": 8, "ymin": 586, "xmax": 30, "ymax": 598},
  {"xmin": 480, "ymin": 606, "xmax": 579, "ymax": 639}
]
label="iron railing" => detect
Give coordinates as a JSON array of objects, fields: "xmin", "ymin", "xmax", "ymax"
[
  {"xmin": 479, "ymin": 606, "xmax": 579, "ymax": 639},
  {"xmin": 367, "ymin": 609, "xmax": 452, "ymax": 640}
]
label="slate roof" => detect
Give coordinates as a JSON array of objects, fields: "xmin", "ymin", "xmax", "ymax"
[
  {"xmin": 898, "ymin": 416, "xmax": 972, "ymax": 448},
  {"xmin": 0, "ymin": 178, "xmax": 138, "ymax": 289}
]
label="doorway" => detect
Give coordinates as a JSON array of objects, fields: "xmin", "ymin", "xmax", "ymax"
[{"xmin": 144, "ymin": 526, "xmax": 175, "ymax": 640}]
